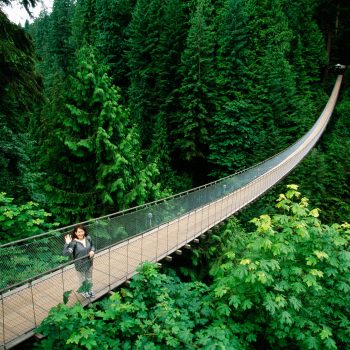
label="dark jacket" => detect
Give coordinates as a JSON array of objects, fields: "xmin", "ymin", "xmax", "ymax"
[{"xmin": 63, "ymin": 236, "xmax": 95, "ymax": 272}]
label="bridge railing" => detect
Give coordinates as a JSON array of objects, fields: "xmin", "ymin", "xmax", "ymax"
[{"xmin": 0, "ymin": 76, "xmax": 343, "ymax": 294}]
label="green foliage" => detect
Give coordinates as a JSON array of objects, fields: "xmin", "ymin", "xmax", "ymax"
[
  {"xmin": 0, "ymin": 11, "xmax": 42, "ymax": 113},
  {"xmin": 63, "ymin": 290, "xmax": 73, "ymax": 304},
  {"xmin": 47, "ymin": 0, "xmax": 75, "ymax": 77},
  {"xmin": 210, "ymin": 185, "xmax": 350, "ymax": 349},
  {"xmin": 171, "ymin": 0, "xmax": 217, "ymax": 163},
  {"xmin": 0, "ymin": 11, "xmax": 43, "ymax": 200},
  {"xmin": 36, "ymin": 262, "xmax": 245, "ymax": 349},
  {"xmin": 72, "ymin": 0, "xmax": 97, "ymax": 47},
  {"xmin": 177, "ymin": 217, "xmax": 247, "ymax": 282},
  {"xmin": 126, "ymin": 0, "xmax": 166, "ymax": 145},
  {"xmin": 0, "ymin": 125, "xmax": 38, "ymax": 201},
  {"xmin": 77, "ymin": 280, "xmax": 93, "ymax": 294},
  {"xmin": 94, "ymin": 0, "xmax": 134, "ymax": 93},
  {"xmin": 40, "ymin": 46, "xmax": 164, "ymax": 224},
  {"xmin": 126, "ymin": 0, "xmax": 189, "ymax": 186},
  {"xmin": 0, "ymin": 243, "xmax": 66, "ymax": 290},
  {"xmin": 0, "ymin": 192, "xmax": 58, "ymax": 244},
  {"xmin": 208, "ymin": 0, "xmax": 328, "ymax": 178},
  {"xmin": 285, "ymin": 82, "xmax": 350, "ymax": 224},
  {"xmin": 208, "ymin": 0, "xmax": 254, "ymax": 175},
  {"xmin": 0, "ymin": 193, "xmax": 63, "ymax": 289},
  {"xmin": 34, "ymin": 186, "xmax": 350, "ymax": 349}
]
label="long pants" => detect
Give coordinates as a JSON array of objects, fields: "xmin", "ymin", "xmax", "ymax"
[{"xmin": 76, "ymin": 266, "xmax": 93, "ymax": 291}]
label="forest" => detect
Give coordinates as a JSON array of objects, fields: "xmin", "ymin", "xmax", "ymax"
[{"xmin": 0, "ymin": 0, "xmax": 350, "ymax": 348}]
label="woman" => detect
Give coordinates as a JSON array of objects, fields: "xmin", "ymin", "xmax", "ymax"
[{"xmin": 63, "ymin": 224, "xmax": 96, "ymax": 298}]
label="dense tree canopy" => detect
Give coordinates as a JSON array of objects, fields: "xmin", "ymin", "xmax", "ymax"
[
  {"xmin": 1, "ymin": 0, "xmax": 350, "ymax": 240},
  {"xmin": 0, "ymin": 0, "xmax": 349, "ymax": 244},
  {"xmin": 0, "ymin": 10, "xmax": 42, "ymax": 201},
  {"xmin": 1, "ymin": 1, "xmax": 349, "ymax": 349},
  {"xmin": 39, "ymin": 46, "xmax": 163, "ymax": 223}
]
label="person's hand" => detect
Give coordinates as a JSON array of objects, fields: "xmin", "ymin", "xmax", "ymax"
[
  {"xmin": 65, "ymin": 234, "xmax": 72, "ymax": 244},
  {"xmin": 89, "ymin": 251, "xmax": 95, "ymax": 259}
]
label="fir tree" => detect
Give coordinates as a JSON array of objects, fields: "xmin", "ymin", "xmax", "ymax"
[
  {"xmin": 41, "ymin": 46, "xmax": 162, "ymax": 223},
  {"xmin": 171, "ymin": 0, "xmax": 217, "ymax": 180},
  {"xmin": 47, "ymin": 0, "xmax": 75, "ymax": 79},
  {"xmin": 72, "ymin": 0, "xmax": 97, "ymax": 48},
  {"xmin": 0, "ymin": 10, "xmax": 43, "ymax": 200},
  {"xmin": 234, "ymin": 0, "xmax": 298, "ymax": 163},
  {"xmin": 208, "ymin": 0, "xmax": 254, "ymax": 176},
  {"xmin": 149, "ymin": 0, "xmax": 189, "ymax": 189},
  {"xmin": 94, "ymin": 0, "xmax": 135, "ymax": 95},
  {"xmin": 28, "ymin": 10, "xmax": 52, "ymax": 81},
  {"xmin": 126, "ymin": 0, "xmax": 166, "ymax": 148}
]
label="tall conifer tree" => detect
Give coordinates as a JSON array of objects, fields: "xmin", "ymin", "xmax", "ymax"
[
  {"xmin": 285, "ymin": 0, "xmax": 327, "ymax": 131},
  {"xmin": 171, "ymin": 0, "xmax": 217, "ymax": 181},
  {"xmin": 0, "ymin": 10, "xmax": 43, "ymax": 200},
  {"xmin": 94, "ymin": 0, "xmax": 134, "ymax": 94},
  {"xmin": 41, "ymin": 47, "xmax": 162, "ymax": 223},
  {"xmin": 235, "ymin": 0, "xmax": 298, "ymax": 162},
  {"xmin": 149, "ymin": 0, "xmax": 189, "ymax": 188},
  {"xmin": 126, "ymin": 0, "xmax": 165, "ymax": 148},
  {"xmin": 72, "ymin": 0, "xmax": 97, "ymax": 48},
  {"xmin": 126, "ymin": 0, "xmax": 190, "ymax": 189},
  {"xmin": 208, "ymin": 0, "xmax": 253, "ymax": 176},
  {"xmin": 47, "ymin": 0, "xmax": 75, "ymax": 79}
]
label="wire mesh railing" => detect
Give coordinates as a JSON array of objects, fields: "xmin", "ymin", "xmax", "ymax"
[{"xmin": 0, "ymin": 76, "xmax": 343, "ymax": 294}]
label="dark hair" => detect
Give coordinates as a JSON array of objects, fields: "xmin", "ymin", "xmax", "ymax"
[{"xmin": 71, "ymin": 224, "xmax": 87, "ymax": 239}]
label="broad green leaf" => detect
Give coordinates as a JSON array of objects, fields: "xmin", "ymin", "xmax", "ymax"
[
  {"xmin": 240, "ymin": 259, "xmax": 251, "ymax": 265},
  {"xmin": 309, "ymin": 208, "xmax": 320, "ymax": 218},
  {"xmin": 314, "ymin": 251, "xmax": 329, "ymax": 260},
  {"xmin": 280, "ymin": 311, "xmax": 293, "ymax": 325},
  {"xmin": 319, "ymin": 327, "xmax": 332, "ymax": 340}
]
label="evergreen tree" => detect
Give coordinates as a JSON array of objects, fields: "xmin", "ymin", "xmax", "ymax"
[
  {"xmin": 0, "ymin": 10, "xmax": 43, "ymax": 200},
  {"xmin": 155, "ymin": 0, "xmax": 188, "ymax": 117},
  {"xmin": 148, "ymin": 0, "xmax": 189, "ymax": 189},
  {"xmin": 126, "ymin": 0, "xmax": 191, "ymax": 190},
  {"xmin": 171, "ymin": 0, "xmax": 217, "ymax": 182},
  {"xmin": 285, "ymin": 0, "xmax": 328, "ymax": 131},
  {"xmin": 94, "ymin": 0, "xmax": 135, "ymax": 95},
  {"xmin": 27, "ymin": 10, "xmax": 52, "ymax": 80},
  {"xmin": 47, "ymin": 0, "xmax": 75, "ymax": 79},
  {"xmin": 41, "ymin": 46, "xmax": 162, "ymax": 223},
  {"xmin": 72, "ymin": 0, "xmax": 97, "ymax": 48},
  {"xmin": 225, "ymin": 0, "xmax": 299, "ymax": 165},
  {"xmin": 126, "ymin": 0, "xmax": 166, "ymax": 148},
  {"xmin": 208, "ymin": 0, "xmax": 254, "ymax": 176}
]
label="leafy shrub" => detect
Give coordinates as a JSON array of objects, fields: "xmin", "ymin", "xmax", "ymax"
[
  {"xmin": 35, "ymin": 185, "xmax": 350, "ymax": 349},
  {"xmin": 0, "ymin": 192, "xmax": 58, "ymax": 244},
  {"xmin": 36, "ymin": 262, "xmax": 245, "ymax": 349},
  {"xmin": 210, "ymin": 185, "xmax": 350, "ymax": 349}
]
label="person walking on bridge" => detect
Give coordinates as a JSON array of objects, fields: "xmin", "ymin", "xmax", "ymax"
[{"xmin": 63, "ymin": 224, "xmax": 96, "ymax": 298}]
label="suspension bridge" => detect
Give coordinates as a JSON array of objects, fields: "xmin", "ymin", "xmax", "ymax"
[{"xmin": 0, "ymin": 75, "xmax": 343, "ymax": 349}]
